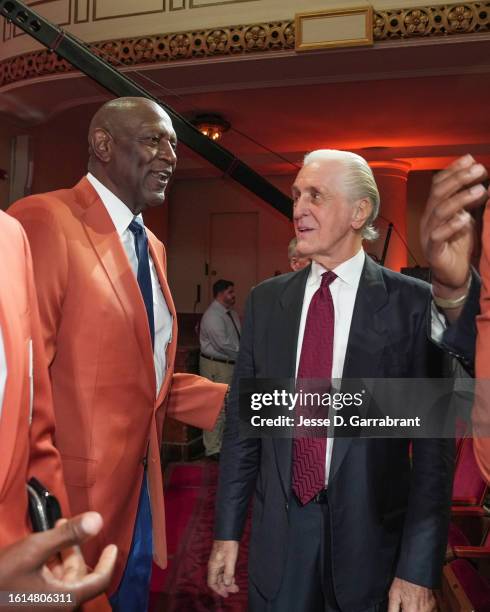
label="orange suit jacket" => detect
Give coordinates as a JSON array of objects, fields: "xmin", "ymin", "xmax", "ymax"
[
  {"xmin": 9, "ymin": 178, "xmax": 226, "ymax": 593},
  {"xmin": 0, "ymin": 211, "xmax": 68, "ymax": 545},
  {"xmin": 475, "ymin": 200, "xmax": 490, "ymax": 482}
]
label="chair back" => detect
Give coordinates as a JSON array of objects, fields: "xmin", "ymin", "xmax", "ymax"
[{"xmin": 453, "ymin": 437, "xmax": 487, "ymax": 506}]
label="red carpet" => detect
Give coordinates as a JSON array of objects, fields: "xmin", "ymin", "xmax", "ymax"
[{"xmin": 149, "ymin": 462, "xmax": 249, "ymax": 611}]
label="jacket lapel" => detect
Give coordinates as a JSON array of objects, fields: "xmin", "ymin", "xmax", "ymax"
[
  {"xmin": 0, "ymin": 263, "xmax": 23, "ymax": 494},
  {"xmin": 271, "ymin": 268, "xmax": 309, "ymax": 499},
  {"xmin": 74, "ymin": 179, "xmax": 156, "ymax": 395},
  {"xmin": 329, "ymin": 256, "xmax": 389, "ymax": 483},
  {"xmin": 148, "ymin": 236, "xmax": 177, "ymax": 409}
]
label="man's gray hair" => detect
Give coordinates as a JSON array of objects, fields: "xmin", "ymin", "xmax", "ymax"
[{"xmin": 303, "ymin": 149, "xmax": 380, "ymax": 241}]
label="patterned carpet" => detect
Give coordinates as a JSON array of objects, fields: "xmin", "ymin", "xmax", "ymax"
[{"xmin": 149, "ymin": 462, "xmax": 250, "ymax": 612}]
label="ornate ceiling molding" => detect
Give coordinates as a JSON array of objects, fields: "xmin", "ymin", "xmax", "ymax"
[
  {"xmin": 375, "ymin": 1, "xmax": 489, "ymax": 38},
  {"xmin": 0, "ymin": 2, "xmax": 489, "ymax": 88}
]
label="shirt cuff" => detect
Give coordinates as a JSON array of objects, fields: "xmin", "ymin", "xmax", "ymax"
[{"xmin": 430, "ymin": 300, "xmax": 447, "ymax": 345}]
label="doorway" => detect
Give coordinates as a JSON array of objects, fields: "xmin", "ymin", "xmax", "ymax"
[{"xmin": 208, "ymin": 212, "xmax": 258, "ymax": 316}]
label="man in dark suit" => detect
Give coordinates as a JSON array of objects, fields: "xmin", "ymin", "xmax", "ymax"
[{"xmin": 208, "ymin": 150, "xmax": 460, "ymax": 612}]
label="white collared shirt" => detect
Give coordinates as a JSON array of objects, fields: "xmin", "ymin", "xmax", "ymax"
[
  {"xmin": 296, "ymin": 248, "xmax": 365, "ymax": 484},
  {"xmin": 0, "ymin": 326, "xmax": 6, "ymax": 420},
  {"xmin": 199, "ymin": 300, "xmax": 241, "ymax": 361},
  {"xmin": 87, "ymin": 173, "xmax": 172, "ymax": 395}
]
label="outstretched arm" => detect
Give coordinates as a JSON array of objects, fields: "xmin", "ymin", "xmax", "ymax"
[{"xmin": 420, "ymin": 154, "xmax": 488, "ymax": 323}]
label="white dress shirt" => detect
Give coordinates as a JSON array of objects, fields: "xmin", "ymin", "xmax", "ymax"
[
  {"xmin": 0, "ymin": 326, "xmax": 6, "ymax": 420},
  {"xmin": 295, "ymin": 248, "xmax": 365, "ymax": 485},
  {"xmin": 87, "ymin": 173, "xmax": 172, "ymax": 395},
  {"xmin": 431, "ymin": 302, "xmax": 449, "ymax": 343},
  {"xmin": 200, "ymin": 300, "xmax": 241, "ymax": 361}
]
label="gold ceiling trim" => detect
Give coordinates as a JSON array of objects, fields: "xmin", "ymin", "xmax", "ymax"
[
  {"xmin": 0, "ymin": 2, "xmax": 489, "ymax": 88},
  {"xmin": 295, "ymin": 6, "xmax": 374, "ymax": 51},
  {"xmin": 374, "ymin": 1, "xmax": 489, "ymax": 38}
]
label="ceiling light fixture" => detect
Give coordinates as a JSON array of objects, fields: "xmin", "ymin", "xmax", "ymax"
[{"xmin": 191, "ymin": 113, "xmax": 230, "ymax": 141}]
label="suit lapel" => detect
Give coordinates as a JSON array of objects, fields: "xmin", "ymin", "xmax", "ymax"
[
  {"xmin": 75, "ymin": 179, "xmax": 156, "ymax": 395},
  {"xmin": 271, "ymin": 268, "xmax": 309, "ymax": 499},
  {"xmin": 329, "ymin": 256, "xmax": 389, "ymax": 483},
  {"xmin": 148, "ymin": 237, "xmax": 176, "ymax": 408},
  {"xmin": 0, "ymin": 252, "xmax": 24, "ymax": 493}
]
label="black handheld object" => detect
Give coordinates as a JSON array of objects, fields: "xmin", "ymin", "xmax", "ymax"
[{"xmin": 27, "ymin": 477, "xmax": 62, "ymax": 532}]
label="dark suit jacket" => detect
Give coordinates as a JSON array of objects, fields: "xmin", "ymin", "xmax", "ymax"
[{"xmin": 215, "ymin": 255, "xmax": 455, "ymax": 611}]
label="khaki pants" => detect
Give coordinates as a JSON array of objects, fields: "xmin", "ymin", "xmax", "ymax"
[{"xmin": 199, "ymin": 356, "xmax": 234, "ymax": 456}]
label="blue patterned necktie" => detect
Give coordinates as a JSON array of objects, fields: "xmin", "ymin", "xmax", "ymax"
[{"xmin": 128, "ymin": 219, "xmax": 155, "ymax": 349}]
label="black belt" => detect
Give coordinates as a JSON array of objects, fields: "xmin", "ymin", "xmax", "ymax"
[{"xmin": 200, "ymin": 353, "xmax": 235, "ymax": 365}]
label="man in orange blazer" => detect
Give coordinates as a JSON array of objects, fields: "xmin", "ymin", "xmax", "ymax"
[
  {"xmin": 0, "ymin": 210, "xmax": 116, "ymax": 606},
  {"xmin": 0, "ymin": 211, "xmax": 68, "ymax": 551},
  {"xmin": 475, "ymin": 189, "xmax": 490, "ymax": 481},
  {"xmin": 434, "ymin": 159, "xmax": 490, "ymax": 482},
  {"xmin": 9, "ymin": 97, "xmax": 227, "ymax": 610}
]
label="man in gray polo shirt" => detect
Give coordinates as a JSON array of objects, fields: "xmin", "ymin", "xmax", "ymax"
[{"xmin": 199, "ymin": 279, "xmax": 241, "ymax": 459}]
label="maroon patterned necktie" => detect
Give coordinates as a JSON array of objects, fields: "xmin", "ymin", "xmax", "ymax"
[{"xmin": 291, "ymin": 270, "xmax": 336, "ymax": 505}]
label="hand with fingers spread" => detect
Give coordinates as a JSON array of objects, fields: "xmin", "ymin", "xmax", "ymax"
[
  {"xmin": 0, "ymin": 512, "xmax": 117, "ymax": 609},
  {"xmin": 388, "ymin": 577, "xmax": 437, "ymax": 612},
  {"xmin": 420, "ymin": 154, "xmax": 488, "ymax": 319},
  {"xmin": 207, "ymin": 540, "xmax": 240, "ymax": 598}
]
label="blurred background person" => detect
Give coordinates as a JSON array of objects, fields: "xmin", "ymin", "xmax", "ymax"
[
  {"xmin": 288, "ymin": 237, "xmax": 311, "ymax": 271},
  {"xmin": 199, "ymin": 279, "xmax": 241, "ymax": 460}
]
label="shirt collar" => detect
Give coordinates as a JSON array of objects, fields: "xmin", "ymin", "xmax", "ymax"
[
  {"xmin": 86, "ymin": 173, "xmax": 143, "ymax": 236},
  {"xmin": 308, "ymin": 248, "xmax": 365, "ymax": 288},
  {"xmin": 213, "ymin": 300, "xmax": 228, "ymax": 314}
]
